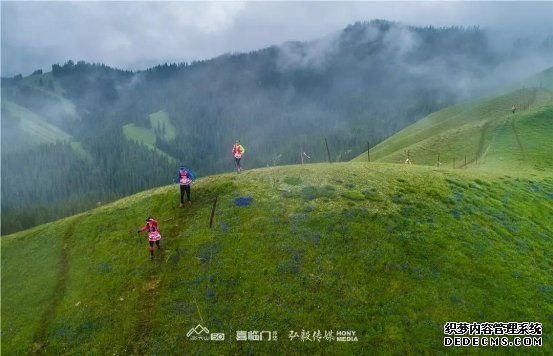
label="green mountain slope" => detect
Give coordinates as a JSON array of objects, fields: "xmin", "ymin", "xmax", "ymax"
[
  {"xmin": 122, "ymin": 110, "xmax": 177, "ymax": 163},
  {"xmin": 2, "ymin": 163, "xmax": 552, "ymax": 354},
  {"xmin": 1, "ymin": 100, "xmax": 72, "ymax": 145},
  {"xmin": 149, "ymin": 110, "xmax": 176, "ymax": 142},
  {"xmin": 353, "ymin": 86, "xmax": 553, "ymax": 172},
  {"xmin": 22, "ymin": 73, "xmax": 80, "ymax": 120},
  {"xmin": 517, "ymin": 67, "xmax": 553, "ymax": 91},
  {"xmin": 480, "ymin": 107, "xmax": 553, "ymax": 171}
]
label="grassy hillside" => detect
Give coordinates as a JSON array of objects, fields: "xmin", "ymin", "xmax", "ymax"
[
  {"xmin": 149, "ymin": 110, "xmax": 176, "ymax": 142},
  {"xmin": 21, "ymin": 73, "xmax": 80, "ymax": 119},
  {"xmin": 353, "ymin": 86, "xmax": 553, "ymax": 171},
  {"xmin": 480, "ymin": 107, "xmax": 553, "ymax": 171},
  {"xmin": 2, "ymin": 74, "xmax": 79, "ymax": 126},
  {"xmin": 123, "ymin": 123, "xmax": 158, "ymax": 146},
  {"xmin": 1, "ymin": 100, "xmax": 72, "ymax": 145},
  {"xmin": 2, "ymin": 163, "xmax": 552, "ymax": 354},
  {"xmin": 518, "ymin": 67, "xmax": 553, "ymax": 91},
  {"xmin": 1, "ymin": 99, "xmax": 93, "ymax": 163},
  {"xmin": 122, "ymin": 123, "xmax": 176, "ymax": 163}
]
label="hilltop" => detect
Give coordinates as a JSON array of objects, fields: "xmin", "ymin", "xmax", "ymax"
[{"xmin": 2, "ymin": 161, "xmax": 552, "ymax": 354}]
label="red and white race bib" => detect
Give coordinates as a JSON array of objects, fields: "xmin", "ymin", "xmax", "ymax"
[
  {"xmin": 148, "ymin": 231, "xmax": 161, "ymax": 241},
  {"xmin": 180, "ymin": 176, "xmax": 191, "ymax": 185}
]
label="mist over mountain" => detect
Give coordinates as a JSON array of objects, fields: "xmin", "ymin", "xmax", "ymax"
[{"xmin": 2, "ymin": 20, "xmax": 552, "ymax": 234}]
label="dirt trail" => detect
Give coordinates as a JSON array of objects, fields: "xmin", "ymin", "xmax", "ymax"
[
  {"xmin": 128, "ymin": 273, "xmax": 161, "ymax": 354},
  {"xmin": 31, "ymin": 216, "xmax": 84, "ymax": 354},
  {"xmin": 458, "ymin": 121, "xmax": 492, "ymax": 168},
  {"xmin": 511, "ymin": 117, "xmax": 526, "ymax": 158}
]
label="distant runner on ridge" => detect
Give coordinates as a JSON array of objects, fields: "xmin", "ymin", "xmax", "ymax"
[{"xmin": 232, "ymin": 140, "xmax": 245, "ymax": 173}]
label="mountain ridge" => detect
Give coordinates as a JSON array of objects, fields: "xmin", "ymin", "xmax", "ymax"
[{"xmin": 2, "ymin": 20, "xmax": 551, "ymax": 235}]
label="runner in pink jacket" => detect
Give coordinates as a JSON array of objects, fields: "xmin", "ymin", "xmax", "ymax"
[{"xmin": 137, "ymin": 217, "xmax": 161, "ymax": 259}]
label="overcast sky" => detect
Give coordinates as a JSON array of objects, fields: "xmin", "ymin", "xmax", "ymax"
[{"xmin": 2, "ymin": 1, "xmax": 552, "ymax": 76}]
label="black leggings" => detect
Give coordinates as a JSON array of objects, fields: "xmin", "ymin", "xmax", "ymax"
[
  {"xmin": 235, "ymin": 157, "xmax": 241, "ymax": 168},
  {"xmin": 180, "ymin": 184, "xmax": 191, "ymax": 203},
  {"xmin": 149, "ymin": 240, "xmax": 161, "ymax": 248}
]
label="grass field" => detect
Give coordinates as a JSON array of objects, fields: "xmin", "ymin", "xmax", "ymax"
[{"xmin": 2, "ymin": 162, "xmax": 552, "ymax": 354}]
